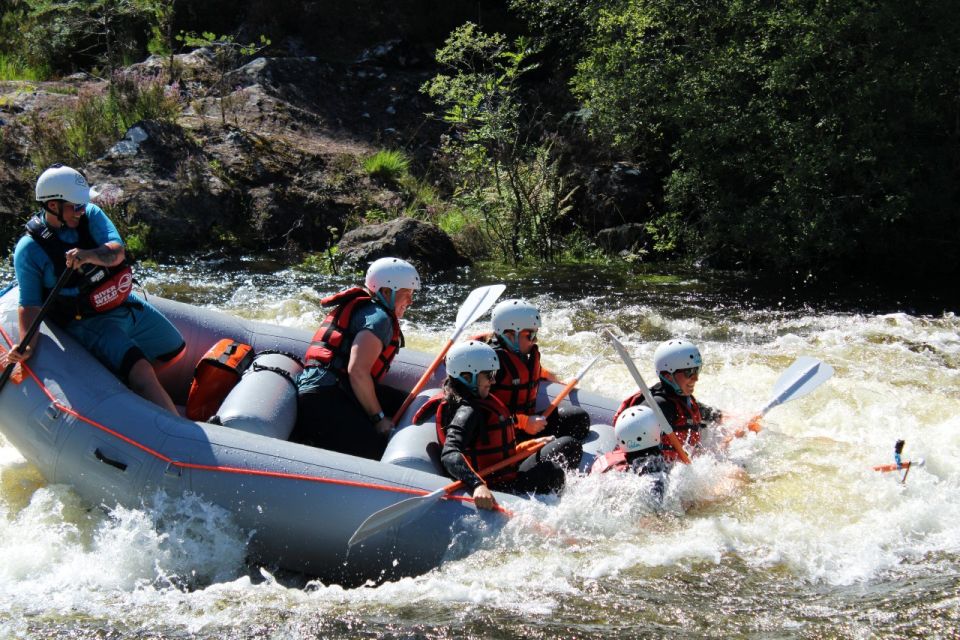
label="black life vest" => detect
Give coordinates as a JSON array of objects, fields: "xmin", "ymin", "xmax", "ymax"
[
  {"xmin": 25, "ymin": 214, "xmax": 134, "ymax": 323},
  {"xmin": 303, "ymin": 287, "xmax": 402, "ymax": 382},
  {"xmin": 614, "ymin": 386, "xmax": 704, "ymax": 462},
  {"xmin": 414, "ymin": 391, "xmax": 519, "ymax": 480},
  {"xmin": 472, "ymin": 332, "xmax": 543, "ymax": 414}
]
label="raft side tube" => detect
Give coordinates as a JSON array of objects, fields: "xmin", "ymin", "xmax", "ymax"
[
  {"xmin": 214, "ymin": 351, "xmax": 303, "ymax": 439},
  {"xmin": 382, "ymin": 389, "xmax": 443, "ymax": 474}
]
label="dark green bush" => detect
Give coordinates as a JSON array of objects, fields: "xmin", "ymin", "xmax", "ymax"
[{"xmin": 554, "ymin": 0, "xmax": 960, "ymax": 278}]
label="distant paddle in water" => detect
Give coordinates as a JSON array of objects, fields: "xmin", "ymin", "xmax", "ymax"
[{"xmin": 873, "ymin": 439, "xmax": 924, "ymax": 483}]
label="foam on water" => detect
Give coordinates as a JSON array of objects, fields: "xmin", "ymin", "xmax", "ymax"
[{"xmin": 1, "ymin": 277, "xmax": 958, "ymax": 636}]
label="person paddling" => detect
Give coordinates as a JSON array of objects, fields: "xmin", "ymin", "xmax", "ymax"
[
  {"xmin": 613, "ymin": 339, "xmax": 722, "ymax": 462},
  {"xmin": 591, "ymin": 405, "xmax": 669, "ymax": 501},
  {"xmin": 291, "ymin": 257, "xmax": 419, "ymax": 459},
  {"xmin": 5, "ymin": 165, "xmax": 185, "ymax": 412},
  {"xmin": 413, "ymin": 340, "xmax": 581, "ymax": 510},
  {"xmin": 475, "ymin": 299, "xmax": 590, "ymax": 444}
]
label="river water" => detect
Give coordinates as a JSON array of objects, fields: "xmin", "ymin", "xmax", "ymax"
[{"xmin": 1, "ymin": 259, "xmax": 957, "ymax": 639}]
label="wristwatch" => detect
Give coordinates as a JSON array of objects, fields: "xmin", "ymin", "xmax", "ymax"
[{"xmin": 369, "ymin": 410, "xmax": 385, "ymax": 424}]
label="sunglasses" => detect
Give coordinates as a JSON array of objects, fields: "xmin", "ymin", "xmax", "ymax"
[
  {"xmin": 676, "ymin": 366, "xmax": 700, "ymax": 378},
  {"xmin": 519, "ymin": 329, "xmax": 538, "ymax": 341}
]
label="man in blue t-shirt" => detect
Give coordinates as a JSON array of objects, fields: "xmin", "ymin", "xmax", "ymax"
[
  {"xmin": 291, "ymin": 257, "xmax": 420, "ymax": 459},
  {"xmin": 5, "ymin": 165, "xmax": 184, "ymax": 412}
]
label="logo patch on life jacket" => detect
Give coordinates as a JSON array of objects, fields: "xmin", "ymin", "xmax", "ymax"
[{"xmin": 87, "ymin": 267, "xmax": 134, "ymax": 313}]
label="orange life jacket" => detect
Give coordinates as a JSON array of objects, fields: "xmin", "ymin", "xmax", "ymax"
[
  {"xmin": 414, "ymin": 391, "xmax": 519, "ymax": 481},
  {"xmin": 26, "ymin": 214, "xmax": 134, "ymax": 322},
  {"xmin": 303, "ymin": 287, "xmax": 402, "ymax": 382},
  {"xmin": 185, "ymin": 339, "xmax": 255, "ymax": 421},
  {"xmin": 614, "ymin": 389, "xmax": 704, "ymax": 462},
  {"xmin": 472, "ymin": 332, "xmax": 543, "ymax": 414}
]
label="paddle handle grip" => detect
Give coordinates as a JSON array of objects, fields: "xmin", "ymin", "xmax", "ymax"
[{"xmin": 0, "ymin": 267, "xmax": 75, "ymax": 393}]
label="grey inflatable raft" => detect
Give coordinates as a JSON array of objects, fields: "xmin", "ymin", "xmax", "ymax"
[{"xmin": 0, "ymin": 288, "xmax": 617, "ymax": 584}]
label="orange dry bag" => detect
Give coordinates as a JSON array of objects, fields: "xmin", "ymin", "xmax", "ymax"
[{"xmin": 185, "ymin": 339, "xmax": 255, "ymax": 421}]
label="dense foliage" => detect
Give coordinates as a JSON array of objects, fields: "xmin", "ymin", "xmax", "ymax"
[
  {"xmin": 1, "ymin": 0, "xmax": 957, "ymax": 280},
  {"xmin": 527, "ymin": 0, "xmax": 960, "ymax": 277},
  {"xmin": 423, "ymin": 24, "xmax": 575, "ymax": 264}
]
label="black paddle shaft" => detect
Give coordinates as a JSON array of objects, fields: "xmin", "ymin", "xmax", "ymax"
[{"xmin": 0, "ymin": 266, "xmax": 75, "ymax": 392}]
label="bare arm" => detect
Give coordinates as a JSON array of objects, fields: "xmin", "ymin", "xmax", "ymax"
[
  {"xmin": 347, "ymin": 330, "xmax": 392, "ymax": 435},
  {"xmin": 65, "ymin": 241, "xmax": 125, "ymax": 269},
  {"xmin": 4, "ymin": 306, "xmax": 43, "ymax": 364}
]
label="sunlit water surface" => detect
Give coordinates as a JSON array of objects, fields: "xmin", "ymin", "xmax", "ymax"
[{"xmin": 1, "ymin": 259, "xmax": 957, "ymax": 638}]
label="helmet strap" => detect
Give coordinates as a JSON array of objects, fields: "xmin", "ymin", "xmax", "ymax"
[
  {"xmin": 375, "ymin": 289, "xmax": 396, "ymax": 311},
  {"xmin": 455, "ymin": 373, "xmax": 479, "ymax": 394},
  {"xmin": 45, "ymin": 201, "xmax": 66, "ymax": 227},
  {"xmin": 499, "ymin": 332, "xmax": 521, "ymax": 354},
  {"xmin": 659, "ymin": 372, "xmax": 683, "ymax": 395}
]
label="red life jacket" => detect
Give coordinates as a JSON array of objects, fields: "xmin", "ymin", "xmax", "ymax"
[
  {"xmin": 472, "ymin": 332, "xmax": 543, "ymax": 414},
  {"xmin": 303, "ymin": 287, "xmax": 402, "ymax": 382},
  {"xmin": 591, "ymin": 449, "xmax": 629, "ymax": 474},
  {"xmin": 185, "ymin": 339, "xmax": 255, "ymax": 421},
  {"xmin": 414, "ymin": 391, "xmax": 519, "ymax": 481},
  {"xmin": 614, "ymin": 388, "xmax": 704, "ymax": 462},
  {"xmin": 25, "ymin": 214, "xmax": 134, "ymax": 322}
]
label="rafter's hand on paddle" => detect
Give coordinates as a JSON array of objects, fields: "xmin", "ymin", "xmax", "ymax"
[
  {"xmin": 516, "ymin": 414, "xmax": 547, "ymax": 435},
  {"xmin": 472, "ymin": 484, "xmax": 497, "ymax": 510}
]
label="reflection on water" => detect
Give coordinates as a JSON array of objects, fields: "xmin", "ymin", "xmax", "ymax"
[{"xmin": 1, "ymin": 258, "xmax": 958, "ymax": 638}]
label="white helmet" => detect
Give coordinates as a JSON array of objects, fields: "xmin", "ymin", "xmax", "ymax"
[
  {"xmin": 491, "ymin": 299, "xmax": 541, "ymax": 335},
  {"xmin": 35, "ymin": 165, "xmax": 91, "ymax": 204},
  {"xmin": 614, "ymin": 406, "xmax": 661, "ymax": 453},
  {"xmin": 653, "ymin": 339, "xmax": 702, "ymax": 374},
  {"xmin": 446, "ymin": 340, "xmax": 499, "ymax": 388},
  {"xmin": 365, "ymin": 257, "xmax": 421, "ymax": 292}
]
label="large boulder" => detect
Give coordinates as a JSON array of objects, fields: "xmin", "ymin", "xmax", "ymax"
[
  {"xmin": 596, "ymin": 223, "xmax": 648, "ymax": 255},
  {"xmin": 338, "ymin": 218, "xmax": 469, "ymax": 273},
  {"xmin": 578, "ymin": 162, "xmax": 659, "ymax": 230}
]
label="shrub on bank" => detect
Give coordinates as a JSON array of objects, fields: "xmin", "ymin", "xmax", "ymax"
[
  {"xmin": 25, "ymin": 72, "xmax": 181, "ymax": 168},
  {"xmin": 363, "ymin": 150, "xmax": 410, "ymax": 183}
]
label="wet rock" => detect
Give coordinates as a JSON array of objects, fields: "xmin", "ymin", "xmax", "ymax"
[
  {"xmin": 579, "ymin": 162, "xmax": 659, "ymax": 230},
  {"xmin": 596, "ymin": 223, "xmax": 648, "ymax": 255},
  {"xmin": 354, "ymin": 39, "xmax": 430, "ymax": 69},
  {"xmin": 338, "ymin": 218, "xmax": 469, "ymax": 273},
  {"xmin": 108, "ymin": 125, "xmax": 150, "ymax": 157}
]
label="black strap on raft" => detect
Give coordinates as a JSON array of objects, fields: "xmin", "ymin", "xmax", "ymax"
[{"xmin": 249, "ymin": 350, "xmax": 303, "ymax": 391}]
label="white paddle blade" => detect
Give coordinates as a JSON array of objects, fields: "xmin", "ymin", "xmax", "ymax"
[
  {"xmin": 603, "ymin": 329, "xmax": 676, "ymax": 436},
  {"xmin": 348, "ymin": 487, "xmax": 446, "ymax": 548},
  {"xmin": 453, "ymin": 284, "xmax": 507, "ymax": 336},
  {"xmin": 574, "ymin": 353, "xmax": 603, "ymax": 382},
  {"xmin": 761, "ymin": 356, "xmax": 834, "ymax": 415}
]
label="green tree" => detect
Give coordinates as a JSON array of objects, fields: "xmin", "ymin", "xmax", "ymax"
[
  {"xmin": 133, "ymin": 0, "xmax": 178, "ymax": 82},
  {"xmin": 18, "ymin": 0, "xmax": 149, "ymax": 76},
  {"xmin": 568, "ymin": 0, "xmax": 960, "ymax": 277},
  {"xmin": 423, "ymin": 23, "xmax": 575, "ymax": 264}
]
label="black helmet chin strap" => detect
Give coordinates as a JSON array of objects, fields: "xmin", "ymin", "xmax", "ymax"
[{"xmin": 44, "ymin": 200, "xmax": 67, "ymax": 226}]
